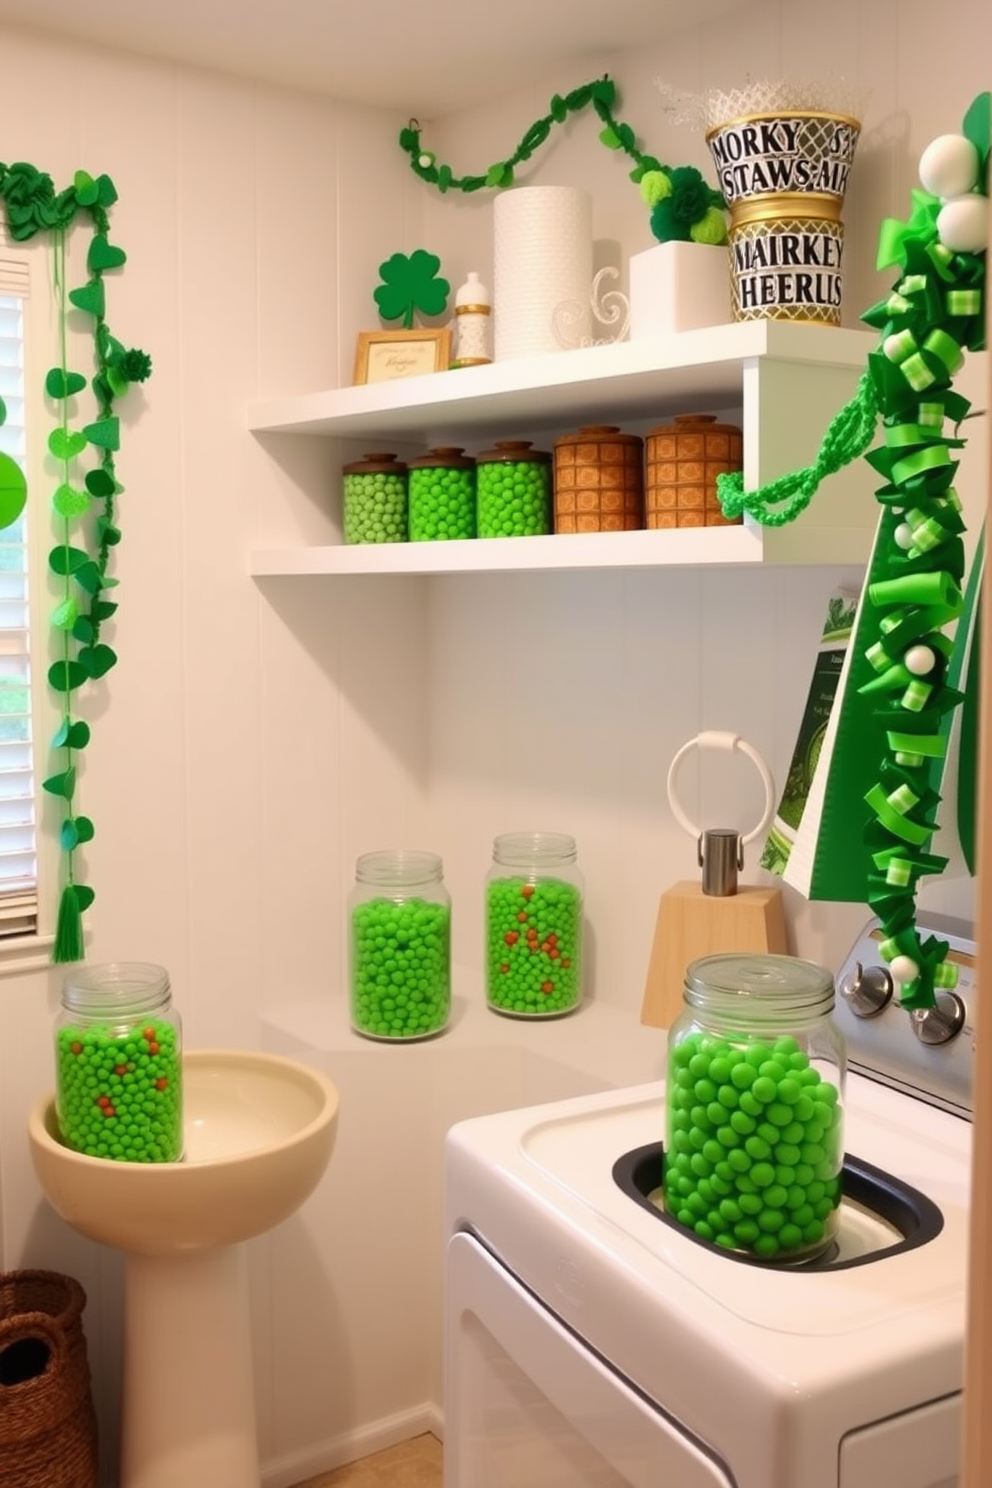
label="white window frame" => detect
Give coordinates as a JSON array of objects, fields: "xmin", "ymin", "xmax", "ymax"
[{"xmin": 0, "ymin": 228, "xmax": 74, "ymax": 973}]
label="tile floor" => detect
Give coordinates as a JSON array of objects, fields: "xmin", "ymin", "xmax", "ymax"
[{"xmin": 293, "ymin": 1433, "xmax": 442, "ymax": 1488}]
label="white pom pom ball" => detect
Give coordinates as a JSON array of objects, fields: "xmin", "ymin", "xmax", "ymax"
[
  {"xmin": 904, "ymin": 644, "xmax": 936, "ymax": 676},
  {"xmin": 937, "ymin": 194, "xmax": 989, "ymax": 254},
  {"xmin": 894, "ymin": 522, "xmax": 914, "ymax": 549},
  {"xmin": 919, "ymin": 133, "xmax": 980, "ymax": 199},
  {"xmin": 890, "ymin": 954, "xmax": 920, "ymax": 985}
]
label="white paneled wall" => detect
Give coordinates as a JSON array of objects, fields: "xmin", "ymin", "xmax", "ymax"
[{"xmin": 0, "ymin": 2, "xmax": 983, "ymax": 1485}]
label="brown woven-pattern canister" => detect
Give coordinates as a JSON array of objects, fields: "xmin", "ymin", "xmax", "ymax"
[
  {"xmin": 0, "ymin": 1270, "xmax": 98, "ymax": 1488},
  {"xmin": 645, "ymin": 414, "xmax": 743, "ymax": 529},
  {"xmin": 553, "ymin": 425, "xmax": 644, "ymax": 534}
]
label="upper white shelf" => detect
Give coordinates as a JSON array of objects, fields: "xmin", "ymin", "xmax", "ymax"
[{"xmin": 247, "ymin": 320, "xmax": 878, "ymax": 443}]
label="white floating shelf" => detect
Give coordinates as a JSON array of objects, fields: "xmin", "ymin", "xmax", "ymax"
[
  {"xmin": 249, "ymin": 320, "xmax": 880, "ymax": 575},
  {"xmin": 251, "ymin": 525, "xmax": 764, "ymax": 576},
  {"xmin": 247, "ymin": 320, "xmax": 877, "ymax": 442}
]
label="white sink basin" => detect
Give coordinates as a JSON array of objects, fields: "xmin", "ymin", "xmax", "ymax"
[
  {"xmin": 28, "ymin": 1048, "xmax": 340, "ymax": 1488},
  {"xmin": 29, "ymin": 1048, "xmax": 339, "ymax": 1255}
]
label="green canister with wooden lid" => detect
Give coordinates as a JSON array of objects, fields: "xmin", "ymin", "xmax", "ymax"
[{"xmin": 476, "ymin": 440, "xmax": 552, "ymax": 538}]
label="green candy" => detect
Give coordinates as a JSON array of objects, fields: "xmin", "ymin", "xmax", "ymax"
[
  {"xmin": 664, "ymin": 1028, "xmax": 843, "ymax": 1260},
  {"xmin": 477, "ymin": 460, "xmax": 551, "ymax": 538},
  {"xmin": 409, "ymin": 465, "xmax": 475, "ymax": 541},
  {"xmin": 343, "ymin": 470, "xmax": 407, "ymax": 544},
  {"xmin": 485, "ymin": 875, "xmax": 581, "ymax": 1016},
  {"xmin": 350, "ymin": 895, "xmax": 450, "ymax": 1039},
  {"xmin": 56, "ymin": 1018, "xmax": 182, "ymax": 1162}
]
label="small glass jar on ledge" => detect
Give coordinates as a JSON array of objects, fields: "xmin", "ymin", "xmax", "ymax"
[
  {"xmin": 485, "ymin": 831, "xmax": 584, "ymax": 1017},
  {"xmin": 349, "ymin": 850, "xmax": 451, "ymax": 1040}
]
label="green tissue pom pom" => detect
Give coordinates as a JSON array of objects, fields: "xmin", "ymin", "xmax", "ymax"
[
  {"xmin": 119, "ymin": 348, "xmax": 153, "ymax": 383},
  {"xmin": 650, "ymin": 198, "xmax": 692, "ymax": 243},
  {"xmin": 639, "ymin": 169, "xmax": 672, "ymax": 208},
  {"xmin": 690, "ymin": 206, "xmax": 729, "ymax": 246}
]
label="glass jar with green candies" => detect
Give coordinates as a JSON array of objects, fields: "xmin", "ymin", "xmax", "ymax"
[
  {"xmin": 55, "ymin": 962, "xmax": 183, "ymax": 1162},
  {"xmin": 407, "ymin": 446, "xmax": 476, "ymax": 541},
  {"xmin": 665, "ymin": 953, "xmax": 846, "ymax": 1264},
  {"xmin": 342, "ymin": 452, "xmax": 408, "ymax": 544},
  {"xmin": 349, "ymin": 850, "xmax": 451, "ymax": 1040},
  {"xmin": 476, "ymin": 440, "xmax": 552, "ymax": 538},
  {"xmin": 485, "ymin": 832, "xmax": 583, "ymax": 1017}
]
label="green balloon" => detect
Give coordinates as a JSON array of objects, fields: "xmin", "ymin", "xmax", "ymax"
[{"xmin": 0, "ymin": 452, "xmax": 26, "ymax": 529}]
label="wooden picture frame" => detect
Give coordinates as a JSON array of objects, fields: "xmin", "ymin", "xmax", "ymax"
[{"xmin": 353, "ymin": 328, "xmax": 451, "ymax": 386}]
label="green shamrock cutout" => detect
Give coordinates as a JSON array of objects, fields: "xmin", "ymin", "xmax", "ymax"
[
  {"xmin": 48, "ymin": 428, "xmax": 87, "ymax": 461},
  {"xmin": 45, "ymin": 368, "xmax": 87, "ymax": 398},
  {"xmin": 43, "ymin": 766, "xmax": 76, "ymax": 799},
  {"xmin": 87, "ymin": 235, "xmax": 127, "ymax": 272},
  {"xmin": 374, "ymin": 249, "xmax": 450, "ymax": 328},
  {"xmin": 52, "ymin": 719, "xmax": 90, "ymax": 751},
  {"xmin": 52, "ymin": 482, "xmax": 90, "ymax": 519},
  {"xmin": 69, "ymin": 280, "xmax": 105, "ymax": 318}
]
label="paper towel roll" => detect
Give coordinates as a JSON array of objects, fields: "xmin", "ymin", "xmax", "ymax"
[{"xmin": 494, "ymin": 186, "xmax": 592, "ymax": 359}]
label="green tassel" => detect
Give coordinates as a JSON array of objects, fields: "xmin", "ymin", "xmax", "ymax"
[{"xmin": 52, "ymin": 884, "xmax": 85, "ymax": 963}]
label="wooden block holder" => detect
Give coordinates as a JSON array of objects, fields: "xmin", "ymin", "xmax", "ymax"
[
  {"xmin": 643, "ymin": 733, "xmax": 788, "ymax": 1028},
  {"xmin": 641, "ymin": 878, "xmax": 788, "ymax": 1029}
]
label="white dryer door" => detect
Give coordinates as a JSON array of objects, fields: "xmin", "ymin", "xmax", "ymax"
[{"xmin": 445, "ymin": 1231, "xmax": 735, "ymax": 1488}]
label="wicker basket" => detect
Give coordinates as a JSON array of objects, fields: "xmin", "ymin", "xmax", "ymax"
[
  {"xmin": 644, "ymin": 414, "xmax": 743, "ymax": 528},
  {"xmin": 0, "ymin": 1270, "xmax": 98, "ymax": 1488}
]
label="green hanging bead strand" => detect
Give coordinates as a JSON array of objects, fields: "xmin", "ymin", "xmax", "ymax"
[{"xmin": 0, "ymin": 160, "xmax": 152, "ymax": 962}]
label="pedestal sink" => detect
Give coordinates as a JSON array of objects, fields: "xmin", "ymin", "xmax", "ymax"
[{"xmin": 28, "ymin": 1048, "xmax": 339, "ymax": 1488}]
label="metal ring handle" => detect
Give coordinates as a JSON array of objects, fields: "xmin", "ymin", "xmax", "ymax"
[{"xmin": 666, "ymin": 731, "xmax": 776, "ymax": 847}]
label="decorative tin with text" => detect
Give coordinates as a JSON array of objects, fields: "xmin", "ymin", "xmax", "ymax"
[
  {"xmin": 706, "ymin": 111, "xmax": 861, "ymax": 209},
  {"xmin": 728, "ymin": 203, "xmax": 845, "ymax": 324}
]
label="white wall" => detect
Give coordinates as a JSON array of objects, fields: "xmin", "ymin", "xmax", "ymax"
[{"xmin": 0, "ymin": 2, "xmax": 984, "ymax": 1484}]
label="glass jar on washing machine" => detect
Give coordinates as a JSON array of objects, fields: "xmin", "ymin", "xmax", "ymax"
[{"xmin": 665, "ymin": 953, "xmax": 846, "ymax": 1263}]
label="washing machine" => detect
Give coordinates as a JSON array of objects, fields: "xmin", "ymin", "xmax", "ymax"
[{"xmin": 443, "ymin": 915, "xmax": 975, "ymax": 1488}]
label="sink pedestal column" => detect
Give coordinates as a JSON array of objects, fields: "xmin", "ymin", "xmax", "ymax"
[{"xmin": 121, "ymin": 1245, "xmax": 260, "ymax": 1488}]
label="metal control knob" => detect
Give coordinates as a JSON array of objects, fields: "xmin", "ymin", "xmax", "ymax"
[
  {"xmin": 838, "ymin": 961, "xmax": 894, "ymax": 1019},
  {"xmin": 911, "ymin": 990, "xmax": 966, "ymax": 1046}
]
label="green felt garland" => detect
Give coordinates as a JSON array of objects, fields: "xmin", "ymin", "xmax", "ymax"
[
  {"xmin": 716, "ymin": 97, "xmax": 988, "ymax": 1010},
  {"xmin": 399, "ymin": 76, "xmax": 728, "ymax": 246},
  {"xmin": 0, "ymin": 162, "xmax": 152, "ymax": 963}
]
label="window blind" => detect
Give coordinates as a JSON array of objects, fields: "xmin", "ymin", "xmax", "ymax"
[{"xmin": 0, "ymin": 269, "xmax": 37, "ymax": 939}]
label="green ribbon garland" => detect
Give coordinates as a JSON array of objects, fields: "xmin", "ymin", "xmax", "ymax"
[
  {"xmin": 0, "ymin": 162, "xmax": 152, "ymax": 962},
  {"xmin": 852, "ymin": 218, "xmax": 984, "ymax": 1007},
  {"xmin": 398, "ymin": 76, "xmax": 727, "ymax": 245},
  {"xmin": 715, "ymin": 94, "xmax": 988, "ymax": 1010}
]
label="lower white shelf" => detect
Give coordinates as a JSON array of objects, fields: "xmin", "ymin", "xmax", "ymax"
[{"xmin": 250, "ymin": 518, "xmax": 873, "ymax": 577}]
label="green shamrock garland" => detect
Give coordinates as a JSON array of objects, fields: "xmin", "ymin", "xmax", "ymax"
[
  {"xmin": 717, "ymin": 94, "xmax": 988, "ymax": 1010},
  {"xmin": 400, "ymin": 76, "xmax": 727, "ymax": 246},
  {"xmin": 0, "ymin": 161, "xmax": 152, "ymax": 963},
  {"xmin": 374, "ymin": 250, "xmax": 450, "ymax": 328}
]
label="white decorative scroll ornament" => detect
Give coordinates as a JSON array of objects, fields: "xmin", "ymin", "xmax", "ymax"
[{"xmin": 552, "ymin": 267, "xmax": 631, "ymax": 350}]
